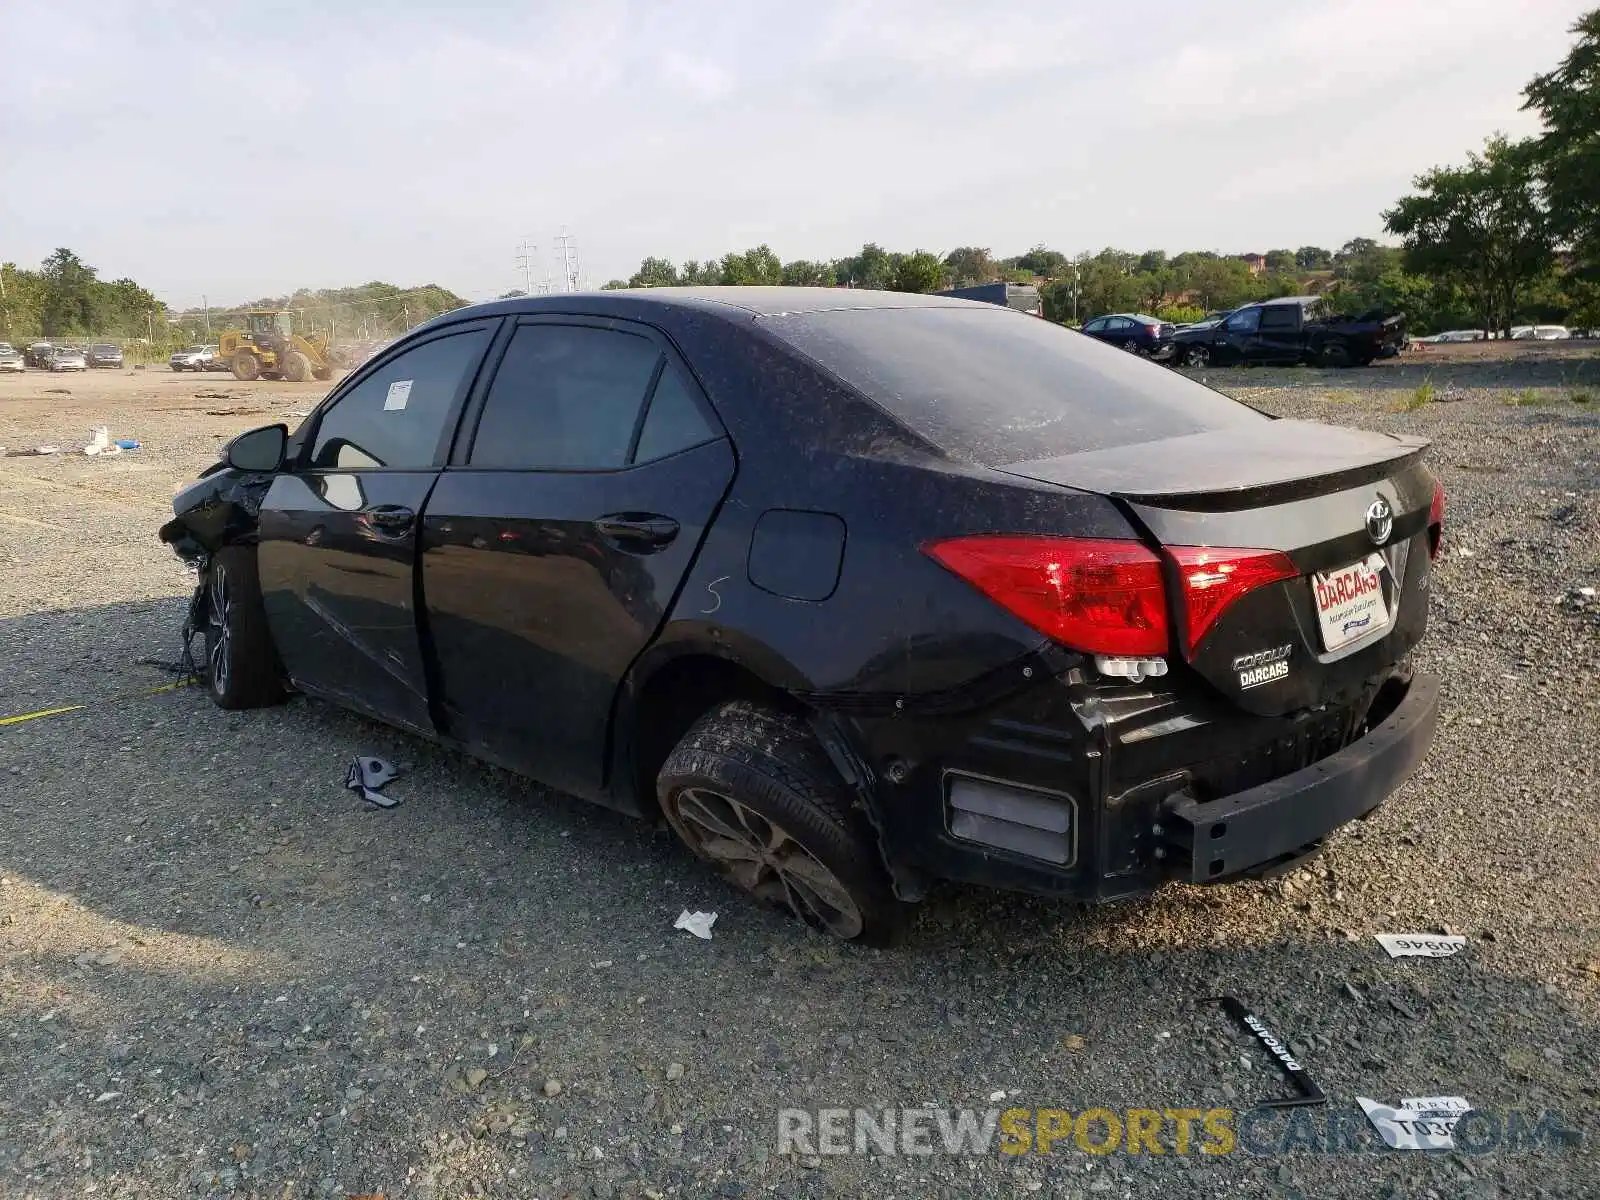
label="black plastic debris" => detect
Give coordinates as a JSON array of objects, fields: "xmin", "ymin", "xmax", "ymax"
[
  {"xmin": 345, "ymin": 756, "xmax": 401, "ymax": 808},
  {"xmin": 1214, "ymin": 995, "xmax": 1327, "ymax": 1109}
]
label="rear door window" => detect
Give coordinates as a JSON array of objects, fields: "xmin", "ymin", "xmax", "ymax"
[
  {"xmin": 764, "ymin": 306, "xmax": 1267, "ymax": 463},
  {"xmin": 467, "ymin": 324, "xmax": 662, "ymax": 469}
]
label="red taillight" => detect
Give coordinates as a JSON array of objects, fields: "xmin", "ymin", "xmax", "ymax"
[
  {"xmin": 924, "ymin": 536, "xmax": 1168, "ymax": 656},
  {"xmin": 1168, "ymin": 546, "xmax": 1299, "ymax": 657},
  {"xmin": 925, "ymin": 536, "xmax": 1299, "ymax": 661},
  {"xmin": 1427, "ymin": 479, "xmax": 1446, "ymax": 559}
]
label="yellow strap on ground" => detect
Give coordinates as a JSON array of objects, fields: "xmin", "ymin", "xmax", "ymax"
[
  {"xmin": 0, "ymin": 704, "xmax": 88, "ymax": 727},
  {"xmin": 0, "ymin": 678, "xmax": 195, "ymax": 728}
]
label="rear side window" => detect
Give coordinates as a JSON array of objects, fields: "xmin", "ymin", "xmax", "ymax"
[
  {"xmin": 1258, "ymin": 306, "xmax": 1299, "ymax": 331},
  {"xmin": 633, "ymin": 366, "xmax": 717, "ymax": 462},
  {"xmin": 310, "ymin": 328, "xmax": 489, "ymax": 470},
  {"xmin": 468, "ymin": 324, "xmax": 661, "ymax": 469},
  {"xmin": 763, "ymin": 307, "xmax": 1266, "ymax": 463}
]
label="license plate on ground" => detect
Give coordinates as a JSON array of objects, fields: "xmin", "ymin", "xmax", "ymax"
[{"xmin": 1312, "ymin": 553, "xmax": 1391, "ymax": 652}]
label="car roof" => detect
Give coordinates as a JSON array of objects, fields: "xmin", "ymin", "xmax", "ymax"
[{"xmin": 422, "ymin": 286, "xmax": 980, "ymax": 328}]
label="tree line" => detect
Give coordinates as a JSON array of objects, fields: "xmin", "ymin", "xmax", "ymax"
[{"xmin": 0, "ymin": 249, "xmax": 167, "ymax": 344}]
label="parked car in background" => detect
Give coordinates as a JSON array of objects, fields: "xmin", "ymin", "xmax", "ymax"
[
  {"xmin": 170, "ymin": 345, "xmax": 219, "ymax": 371},
  {"xmin": 1530, "ymin": 325, "xmax": 1570, "ymax": 340},
  {"xmin": 0, "ymin": 343, "xmax": 25, "ymax": 372},
  {"xmin": 1176, "ymin": 310, "xmax": 1234, "ymax": 332},
  {"xmin": 161, "ymin": 287, "xmax": 1442, "ymax": 943},
  {"xmin": 47, "ymin": 346, "xmax": 89, "ymax": 372},
  {"xmin": 1079, "ymin": 313, "xmax": 1175, "ymax": 358},
  {"xmin": 1171, "ymin": 296, "xmax": 1404, "ymax": 368},
  {"xmin": 25, "ymin": 342, "xmax": 54, "ymax": 368},
  {"xmin": 1433, "ymin": 329, "xmax": 1484, "ymax": 343},
  {"xmin": 1509, "ymin": 326, "xmax": 1535, "ymax": 340},
  {"xmin": 86, "ymin": 343, "xmax": 124, "ymax": 368}
]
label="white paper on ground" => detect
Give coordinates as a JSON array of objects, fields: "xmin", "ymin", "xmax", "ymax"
[
  {"xmin": 1374, "ymin": 933, "xmax": 1467, "ymax": 958},
  {"xmin": 673, "ymin": 910, "xmax": 718, "ymax": 940},
  {"xmin": 384, "ymin": 380, "xmax": 413, "ymax": 411},
  {"xmin": 1358, "ymin": 1096, "xmax": 1472, "ymax": 1150}
]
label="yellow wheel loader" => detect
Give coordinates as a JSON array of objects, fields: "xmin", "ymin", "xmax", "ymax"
[{"xmin": 218, "ymin": 311, "xmax": 335, "ymax": 383}]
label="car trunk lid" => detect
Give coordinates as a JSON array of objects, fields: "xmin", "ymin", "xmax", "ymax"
[{"xmin": 998, "ymin": 420, "xmax": 1438, "ymax": 715}]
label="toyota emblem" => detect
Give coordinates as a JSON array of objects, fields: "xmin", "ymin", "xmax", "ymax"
[{"xmin": 1365, "ymin": 497, "xmax": 1394, "ymax": 546}]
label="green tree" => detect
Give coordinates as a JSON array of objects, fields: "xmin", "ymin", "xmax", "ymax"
[
  {"xmin": 1523, "ymin": 8, "xmax": 1600, "ymax": 274},
  {"xmin": 888, "ymin": 250, "xmax": 946, "ymax": 293},
  {"xmin": 1383, "ymin": 134, "xmax": 1554, "ymax": 334},
  {"xmin": 781, "ymin": 259, "xmax": 836, "ymax": 287},
  {"xmin": 679, "ymin": 260, "xmax": 721, "ymax": 285},
  {"xmin": 1295, "ymin": 246, "xmax": 1333, "ymax": 270},
  {"xmin": 835, "ymin": 243, "xmax": 894, "ymax": 289},
  {"xmin": 1011, "ymin": 245, "xmax": 1068, "ymax": 277},
  {"xmin": 600, "ymin": 280, "xmax": 628, "ymax": 290},
  {"xmin": 628, "ymin": 256, "xmax": 681, "ymax": 288},
  {"xmin": 719, "ymin": 245, "xmax": 783, "ymax": 285},
  {"xmin": 943, "ymin": 246, "xmax": 996, "ymax": 288},
  {"xmin": 40, "ymin": 247, "xmax": 98, "ymax": 335},
  {"xmin": 1264, "ymin": 248, "xmax": 1297, "ymax": 274}
]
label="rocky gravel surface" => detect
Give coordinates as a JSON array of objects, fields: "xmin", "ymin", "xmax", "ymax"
[{"xmin": 0, "ymin": 352, "xmax": 1596, "ymax": 1198}]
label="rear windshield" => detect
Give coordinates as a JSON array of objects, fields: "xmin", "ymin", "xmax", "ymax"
[{"xmin": 763, "ymin": 306, "xmax": 1266, "ymax": 463}]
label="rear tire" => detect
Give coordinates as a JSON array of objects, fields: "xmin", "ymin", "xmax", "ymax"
[
  {"xmin": 201, "ymin": 547, "xmax": 285, "ymax": 710},
  {"xmin": 1319, "ymin": 341, "xmax": 1353, "ymax": 368},
  {"xmin": 231, "ymin": 351, "xmax": 260, "ymax": 381},
  {"xmin": 658, "ymin": 701, "xmax": 908, "ymax": 946}
]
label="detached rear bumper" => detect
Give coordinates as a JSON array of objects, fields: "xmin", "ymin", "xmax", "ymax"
[{"xmin": 1161, "ymin": 672, "xmax": 1439, "ymax": 882}]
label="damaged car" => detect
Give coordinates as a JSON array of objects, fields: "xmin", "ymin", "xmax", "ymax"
[{"xmin": 161, "ymin": 288, "xmax": 1443, "ymax": 944}]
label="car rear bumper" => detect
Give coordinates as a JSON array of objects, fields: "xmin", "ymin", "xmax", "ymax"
[
  {"xmin": 1159, "ymin": 671, "xmax": 1438, "ymax": 881},
  {"xmin": 836, "ymin": 657, "xmax": 1438, "ymax": 904}
]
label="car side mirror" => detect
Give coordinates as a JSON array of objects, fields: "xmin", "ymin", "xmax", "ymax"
[{"xmin": 225, "ymin": 424, "xmax": 288, "ymax": 472}]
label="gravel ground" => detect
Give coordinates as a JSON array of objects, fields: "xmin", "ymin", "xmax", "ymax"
[{"xmin": 0, "ymin": 350, "xmax": 1596, "ymax": 1199}]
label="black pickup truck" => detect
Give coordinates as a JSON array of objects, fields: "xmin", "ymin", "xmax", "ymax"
[{"xmin": 1171, "ymin": 296, "xmax": 1404, "ymax": 368}]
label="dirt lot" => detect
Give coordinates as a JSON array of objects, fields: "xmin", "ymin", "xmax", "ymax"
[{"xmin": 1, "ymin": 346, "xmax": 1597, "ymax": 1199}]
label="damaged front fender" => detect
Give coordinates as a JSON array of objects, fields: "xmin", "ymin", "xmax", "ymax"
[{"xmin": 158, "ymin": 466, "xmax": 275, "ymax": 563}]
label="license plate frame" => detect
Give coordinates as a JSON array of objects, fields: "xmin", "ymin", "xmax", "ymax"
[{"xmin": 1312, "ymin": 552, "xmax": 1391, "ymax": 652}]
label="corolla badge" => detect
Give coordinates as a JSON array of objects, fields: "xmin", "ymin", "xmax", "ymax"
[{"xmin": 1365, "ymin": 497, "xmax": 1394, "ymax": 546}]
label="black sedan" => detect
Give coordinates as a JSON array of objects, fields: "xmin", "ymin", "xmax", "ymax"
[
  {"xmin": 1079, "ymin": 312, "xmax": 1175, "ymax": 357},
  {"xmin": 86, "ymin": 342, "xmax": 124, "ymax": 369},
  {"xmin": 161, "ymin": 288, "xmax": 1443, "ymax": 944}
]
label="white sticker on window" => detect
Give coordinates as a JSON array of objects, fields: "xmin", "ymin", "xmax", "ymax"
[{"xmin": 384, "ymin": 380, "xmax": 413, "ymax": 411}]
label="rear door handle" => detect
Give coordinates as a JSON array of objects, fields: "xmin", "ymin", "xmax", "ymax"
[
  {"xmin": 593, "ymin": 512, "xmax": 680, "ymax": 549},
  {"xmin": 363, "ymin": 504, "xmax": 416, "ymax": 534}
]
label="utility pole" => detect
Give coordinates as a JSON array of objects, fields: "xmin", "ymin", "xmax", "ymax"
[
  {"xmin": 146, "ymin": 309, "xmax": 154, "ymax": 346},
  {"xmin": 555, "ymin": 228, "xmax": 580, "ymax": 292},
  {"xmin": 0, "ymin": 266, "xmax": 9, "ymax": 339},
  {"xmin": 515, "ymin": 238, "xmax": 538, "ymax": 295},
  {"xmin": 202, "ymin": 294, "xmax": 210, "ymax": 338}
]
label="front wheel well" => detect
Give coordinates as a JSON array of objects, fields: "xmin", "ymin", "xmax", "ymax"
[{"xmin": 626, "ymin": 654, "xmax": 803, "ymax": 818}]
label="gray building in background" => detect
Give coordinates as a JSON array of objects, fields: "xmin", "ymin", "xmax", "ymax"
[{"xmin": 935, "ymin": 282, "xmax": 1042, "ymax": 316}]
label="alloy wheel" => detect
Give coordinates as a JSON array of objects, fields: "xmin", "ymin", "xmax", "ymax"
[
  {"xmin": 1188, "ymin": 347, "xmax": 1209, "ymax": 367},
  {"xmin": 207, "ymin": 565, "xmax": 232, "ymax": 695},
  {"xmin": 672, "ymin": 786, "xmax": 864, "ymax": 938}
]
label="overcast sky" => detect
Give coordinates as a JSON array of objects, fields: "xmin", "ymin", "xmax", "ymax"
[{"xmin": 2, "ymin": 0, "xmax": 1589, "ymax": 308}]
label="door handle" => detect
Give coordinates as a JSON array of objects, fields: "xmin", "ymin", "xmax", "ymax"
[
  {"xmin": 362, "ymin": 504, "xmax": 416, "ymax": 534},
  {"xmin": 593, "ymin": 512, "xmax": 680, "ymax": 549}
]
